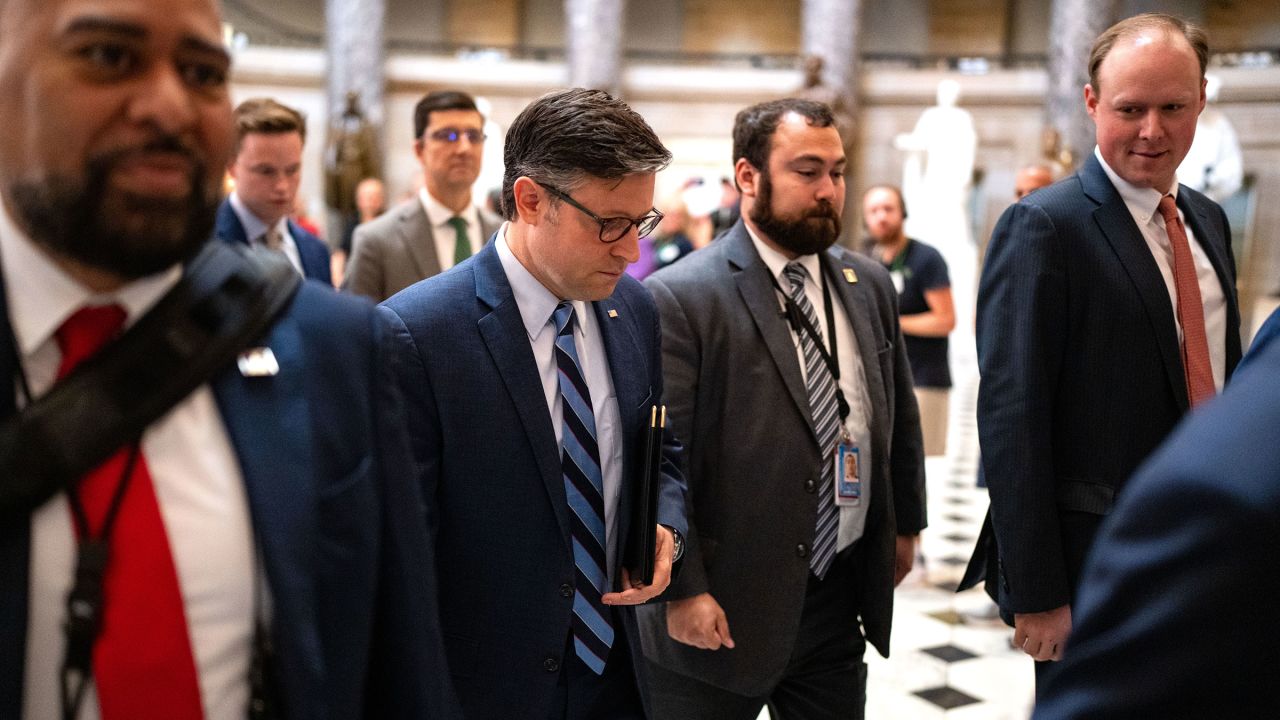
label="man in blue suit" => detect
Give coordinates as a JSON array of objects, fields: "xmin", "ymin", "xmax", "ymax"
[
  {"xmin": 962, "ymin": 12, "xmax": 1241, "ymax": 687},
  {"xmin": 0, "ymin": 0, "xmax": 453, "ymax": 718},
  {"xmin": 1033, "ymin": 309, "xmax": 1280, "ymax": 719},
  {"xmin": 216, "ymin": 98, "xmax": 333, "ymax": 284},
  {"xmin": 380, "ymin": 88, "xmax": 688, "ymax": 720}
]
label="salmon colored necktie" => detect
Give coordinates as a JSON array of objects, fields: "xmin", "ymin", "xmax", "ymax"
[
  {"xmin": 1157, "ymin": 195, "xmax": 1215, "ymax": 408},
  {"xmin": 56, "ymin": 305, "xmax": 204, "ymax": 720}
]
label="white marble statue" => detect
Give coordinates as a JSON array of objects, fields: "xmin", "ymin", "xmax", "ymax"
[{"xmin": 1178, "ymin": 75, "xmax": 1243, "ymax": 202}]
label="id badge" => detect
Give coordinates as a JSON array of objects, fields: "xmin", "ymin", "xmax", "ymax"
[{"xmin": 834, "ymin": 430, "xmax": 861, "ymax": 507}]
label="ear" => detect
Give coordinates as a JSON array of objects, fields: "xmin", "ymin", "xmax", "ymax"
[
  {"xmin": 512, "ymin": 177, "xmax": 544, "ymax": 226},
  {"xmin": 1084, "ymin": 83, "xmax": 1099, "ymax": 122},
  {"xmin": 1197, "ymin": 76, "xmax": 1207, "ymax": 115},
  {"xmin": 735, "ymin": 158, "xmax": 760, "ymax": 198},
  {"xmin": 413, "ymin": 137, "xmax": 425, "ymax": 158}
]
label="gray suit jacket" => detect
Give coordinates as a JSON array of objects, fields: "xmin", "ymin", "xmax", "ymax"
[
  {"xmin": 343, "ymin": 197, "xmax": 502, "ymax": 303},
  {"xmin": 638, "ymin": 221, "xmax": 926, "ymax": 696}
]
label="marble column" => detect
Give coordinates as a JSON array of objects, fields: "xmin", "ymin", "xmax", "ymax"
[
  {"xmin": 325, "ymin": 0, "xmax": 385, "ymax": 129},
  {"xmin": 800, "ymin": 0, "xmax": 864, "ymax": 228},
  {"xmin": 565, "ymin": 0, "xmax": 625, "ymax": 95},
  {"xmin": 1046, "ymin": 0, "xmax": 1120, "ymax": 170}
]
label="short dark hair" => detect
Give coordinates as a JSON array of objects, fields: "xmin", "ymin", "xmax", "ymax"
[
  {"xmin": 732, "ymin": 98, "xmax": 835, "ymax": 183},
  {"xmin": 233, "ymin": 98, "xmax": 305, "ymax": 155},
  {"xmin": 862, "ymin": 184, "xmax": 908, "ymax": 219},
  {"xmin": 500, "ymin": 88, "xmax": 672, "ymax": 221},
  {"xmin": 1089, "ymin": 13, "xmax": 1208, "ymax": 93},
  {"xmin": 413, "ymin": 90, "xmax": 480, "ymax": 140}
]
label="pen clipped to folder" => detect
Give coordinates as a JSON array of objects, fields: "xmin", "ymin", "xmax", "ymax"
[{"xmin": 625, "ymin": 404, "xmax": 665, "ymax": 586}]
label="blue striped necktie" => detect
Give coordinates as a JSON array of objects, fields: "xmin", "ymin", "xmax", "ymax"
[
  {"xmin": 784, "ymin": 262, "xmax": 840, "ymax": 579},
  {"xmin": 552, "ymin": 301, "xmax": 614, "ymax": 674}
]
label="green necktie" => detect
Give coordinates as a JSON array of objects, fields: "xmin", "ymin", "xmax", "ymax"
[{"xmin": 448, "ymin": 216, "xmax": 471, "ymax": 266}]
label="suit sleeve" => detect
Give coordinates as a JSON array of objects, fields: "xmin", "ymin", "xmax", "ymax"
[
  {"xmin": 361, "ymin": 309, "xmax": 460, "ymax": 719},
  {"xmin": 344, "ymin": 227, "xmax": 386, "ymax": 303},
  {"xmin": 977, "ymin": 202, "xmax": 1071, "ymax": 613},
  {"xmin": 644, "ymin": 275, "xmax": 708, "ymax": 601},
  {"xmin": 646, "ymin": 292, "xmax": 689, "ymax": 539}
]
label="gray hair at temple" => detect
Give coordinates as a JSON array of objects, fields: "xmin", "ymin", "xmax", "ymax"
[
  {"xmin": 732, "ymin": 98, "xmax": 835, "ymax": 186},
  {"xmin": 1089, "ymin": 12, "xmax": 1209, "ymax": 93},
  {"xmin": 500, "ymin": 88, "xmax": 672, "ymax": 220}
]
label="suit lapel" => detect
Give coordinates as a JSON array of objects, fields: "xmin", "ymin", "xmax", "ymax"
[
  {"xmin": 0, "ymin": 292, "xmax": 29, "ymax": 718},
  {"xmin": 1081, "ymin": 156, "xmax": 1189, "ymax": 411},
  {"xmin": 400, "ymin": 203, "xmax": 442, "ymax": 282},
  {"xmin": 1177, "ymin": 190, "xmax": 1243, "ymax": 374},
  {"xmin": 823, "ymin": 252, "xmax": 888, "ymax": 431},
  {"xmin": 472, "ymin": 245, "xmax": 570, "ymax": 543},
  {"xmin": 725, "ymin": 226, "xmax": 817, "ymax": 444},
  {"xmin": 210, "ymin": 315, "xmax": 321, "ymax": 702}
]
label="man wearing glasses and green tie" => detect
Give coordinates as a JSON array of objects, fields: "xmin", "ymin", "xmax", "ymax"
[
  {"xmin": 344, "ymin": 90, "xmax": 502, "ymax": 302},
  {"xmin": 380, "ymin": 88, "xmax": 689, "ymax": 720}
]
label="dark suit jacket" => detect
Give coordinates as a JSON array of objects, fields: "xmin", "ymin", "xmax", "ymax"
[
  {"xmin": 0, "ymin": 262, "xmax": 456, "ymax": 719},
  {"xmin": 963, "ymin": 154, "xmax": 1242, "ymax": 618},
  {"xmin": 638, "ymin": 222, "xmax": 926, "ymax": 696},
  {"xmin": 344, "ymin": 198, "xmax": 502, "ymax": 303},
  {"xmin": 1033, "ymin": 315, "xmax": 1280, "ymax": 719},
  {"xmin": 378, "ymin": 240, "xmax": 688, "ymax": 720},
  {"xmin": 215, "ymin": 198, "xmax": 333, "ymax": 285}
]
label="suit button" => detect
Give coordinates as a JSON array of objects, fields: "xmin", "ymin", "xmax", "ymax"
[
  {"xmin": 804, "ymin": 478, "xmax": 816, "ymax": 493},
  {"xmin": 560, "ymin": 583, "xmax": 574, "ymax": 598},
  {"xmin": 796, "ymin": 543, "xmax": 809, "ymax": 558},
  {"xmin": 544, "ymin": 656, "xmax": 560, "ymax": 673}
]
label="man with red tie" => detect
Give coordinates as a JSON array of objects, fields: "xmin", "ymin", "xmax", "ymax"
[
  {"xmin": 961, "ymin": 11, "xmax": 1242, "ymax": 691},
  {"xmin": 0, "ymin": 0, "xmax": 454, "ymax": 718}
]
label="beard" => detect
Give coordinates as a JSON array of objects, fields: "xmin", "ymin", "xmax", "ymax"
[
  {"xmin": 8, "ymin": 135, "xmax": 218, "ymax": 281},
  {"xmin": 749, "ymin": 171, "xmax": 842, "ymax": 256}
]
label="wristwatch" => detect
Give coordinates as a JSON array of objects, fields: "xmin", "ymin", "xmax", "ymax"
[{"xmin": 665, "ymin": 526, "xmax": 684, "ymax": 563}]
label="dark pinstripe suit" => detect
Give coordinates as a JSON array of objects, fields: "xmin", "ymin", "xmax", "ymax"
[{"xmin": 961, "ymin": 154, "xmax": 1241, "ymax": 619}]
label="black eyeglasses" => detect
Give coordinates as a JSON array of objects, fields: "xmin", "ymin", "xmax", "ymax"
[
  {"xmin": 428, "ymin": 128, "xmax": 486, "ymax": 144},
  {"xmin": 536, "ymin": 182, "xmax": 663, "ymax": 243}
]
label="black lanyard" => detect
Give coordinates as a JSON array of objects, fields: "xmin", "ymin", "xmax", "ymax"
[{"xmin": 771, "ymin": 261, "xmax": 851, "ymax": 423}]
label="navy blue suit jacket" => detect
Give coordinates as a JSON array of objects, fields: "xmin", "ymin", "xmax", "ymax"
[
  {"xmin": 1034, "ymin": 308, "xmax": 1280, "ymax": 719},
  {"xmin": 964, "ymin": 154, "xmax": 1242, "ymax": 617},
  {"xmin": 0, "ymin": 262, "xmax": 456, "ymax": 719},
  {"xmin": 379, "ymin": 241, "xmax": 688, "ymax": 720},
  {"xmin": 215, "ymin": 199, "xmax": 332, "ymax": 285}
]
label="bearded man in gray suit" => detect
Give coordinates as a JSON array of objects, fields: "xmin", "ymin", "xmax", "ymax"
[
  {"xmin": 639, "ymin": 98, "xmax": 926, "ymax": 720},
  {"xmin": 344, "ymin": 90, "xmax": 501, "ymax": 302}
]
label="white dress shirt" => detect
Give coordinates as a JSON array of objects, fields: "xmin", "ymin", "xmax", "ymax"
[
  {"xmin": 747, "ymin": 226, "xmax": 874, "ymax": 547},
  {"xmin": 1095, "ymin": 148, "xmax": 1228, "ymax": 391},
  {"xmin": 229, "ymin": 191, "xmax": 304, "ymax": 277},
  {"xmin": 420, "ymin": 188, "xmax": 484, "ymax": 272},
  {"xmin": 1, "ymin": 205, "xmax": 255, "ymax": 720},
  {"xmin": 495, "ymin": 226, "xmax": 625, "ymax": 581}
]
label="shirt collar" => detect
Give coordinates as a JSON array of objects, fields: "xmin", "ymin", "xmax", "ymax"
[
  {"xmin": 229, "ymin": 191, "xmax": 290, "ymax": 243},
  {"xmin": 0, "ymin": 199, "xmax": 182, "ymax": 358},
  {"xmin": 419, "ymin": 188, "xmax": 480, "ymax": 231},
  {"xmin": 494, "ymin": 224, "xmax": 588, "ymax": 342},
  {"xmin": 1094, "ymin": 146, "xmax": 1180, "ymax": 224},
  {"xmin": 744, "ymin": 221, "xmax": 824, "ymax": 289}
]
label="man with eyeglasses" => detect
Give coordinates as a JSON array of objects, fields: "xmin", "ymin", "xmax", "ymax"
[
  {"xmin": 379, "ymin": 88, "xmax": 688, "ymax": 720},
  {"xmin": 344, "ymin": 90, "xmax": 502, "ymax": 302},
  {"xmin": 638, "ymin": 98, "xmax": 926, "ymax": 720}
]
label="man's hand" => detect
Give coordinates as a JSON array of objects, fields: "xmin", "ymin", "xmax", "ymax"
[
  {"xmin": 1013, "ymin": 604, "xmax": 1072, "ymax": 661},
  {"xmin": 603, "ymin": 525, "xmax": 673, "ymax": 606},
  {"xmin": 893, "ymin": 535, "xmax": 917, "ymax": 586},
  {"xmin": 666, "ymin": 592, "xmax": 735, "ymax": 651}
]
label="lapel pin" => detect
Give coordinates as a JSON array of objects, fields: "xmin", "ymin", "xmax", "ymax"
[
  {"xmin": 843, "ymin": 268, "xmax": 858, "ymax": 284},
  {"xmin": 237, "ymin": 347, "xmax": 279, "ymax": 378},
  {"xmin": 607, "ymin": 309, "xmax": 619, "ymax": 318}
]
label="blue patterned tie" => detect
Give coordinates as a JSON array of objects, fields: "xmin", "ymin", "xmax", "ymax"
[
  {"xmin": 552, "ymin": 302, "xmax": 614, "ymax": 674},
  {"xmin": 784, "ymin": 263, "xmax": 840, "ymax": 579}
]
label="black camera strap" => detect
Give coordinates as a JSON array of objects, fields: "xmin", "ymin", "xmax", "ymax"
[{"xmin": 0, "ymin": 241, "xmax": 299, "ymax": 720}]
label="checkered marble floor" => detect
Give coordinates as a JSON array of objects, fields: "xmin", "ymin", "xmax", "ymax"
[{"xmin": 757, "ymin": 366, "xmax": 1037, "ymax": 719}]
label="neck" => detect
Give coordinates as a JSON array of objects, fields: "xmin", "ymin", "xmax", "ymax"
[
  {"xmin": 47, "ymin": 248, "xmax": 128, "ymax": 293},
  {"xmin": 427, "ymin": 184, "xmax": 472, "ymax": 215},
  {"xmin": 506, "ymin": 223, "xmax": 567, "ymax": 300},
  {"xmin": 876, "ymin": 233, "xmax": 908, "ymax": 262}
]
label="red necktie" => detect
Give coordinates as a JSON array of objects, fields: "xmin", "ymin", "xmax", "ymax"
[
  {"xmin": 55, "ymin": 305, "xmax": 204, "ymax": 720},
  {"xmin": 1157, "ymin": 195, "xmax": 1216, "ymax": 407}
]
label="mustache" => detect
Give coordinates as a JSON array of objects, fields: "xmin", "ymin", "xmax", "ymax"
[{"xmin": 91, "ymin": 134, "xmax": 205, "ymax": 170}]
